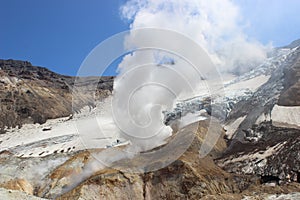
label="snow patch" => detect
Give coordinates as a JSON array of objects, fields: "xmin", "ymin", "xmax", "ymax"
[
  {"xmin": 271, "ymin": 105, "xmax": 300, "ymax": 128},
  {"xmin": 266, "ymin": 193, "xmax": 300, "ymax": 200},
  {"xmin": 0, "ymin": 100, "xmax": 123, "ymax": 158},
  {"xmin": 225, "ymin": 75, "xmax": 270, "ymax": 94},
  {"xmin": 0, "ymin": 76, "xmax": 20, "ymax": 86},
  {"xmin": 221, "ymin": 142, "xmax": 286, "ymax": 167},
  {"xmin": 224, "ymin": 116, "xmax": 246, "ymax": 139}
]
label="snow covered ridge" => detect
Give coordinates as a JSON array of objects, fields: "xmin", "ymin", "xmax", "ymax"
[
  {"xmin": 164, "ymin": 74, "xmax": 270, "ymax": 124},
  {"xmin": 164, "ymin": 70, "xmax": 273, "ymax": 123},
  {"xmin": 227, "ymin": 47, "xmax": 297, "ymax": 85},
  {"xmin": 162, "ymin": 46, "xmax": 292, "ymax": 123},
  {"xmin": 168, "ymin": 46, "xmax": 298, "ymax": 121}
]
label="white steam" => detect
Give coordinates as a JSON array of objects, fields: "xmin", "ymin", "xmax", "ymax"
[
  {"xmin": 62, "ymin": 0, "xmax": 271, "ymax": 194},
  {"xmin": 113, "ymin": 50, "xmax": 201, "ymax": 152},
  {"xmin": 120, "ymin": 0, "xmax": 270, "ymax": 73}
]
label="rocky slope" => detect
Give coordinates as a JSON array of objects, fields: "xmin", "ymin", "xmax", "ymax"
[
  {"xmin": 0, "ymin": 59, "xmax": 113, "ymax": 134},
  {"xmin": 219, "ymin": 41, "xmax": 300, "ymax": 188},
  {"xmin": 1, "ymin": 119, "xmax": 299, "ymax": 199}
]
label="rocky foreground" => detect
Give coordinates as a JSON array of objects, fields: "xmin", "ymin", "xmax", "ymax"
[{"xmin": 0, "ymin": 119, "xmax": 299, "ymax": 199}]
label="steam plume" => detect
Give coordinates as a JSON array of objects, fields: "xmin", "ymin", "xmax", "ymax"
[{"xmin": 120, "ymin": 0, "xmax": 270, "ymax": 73}]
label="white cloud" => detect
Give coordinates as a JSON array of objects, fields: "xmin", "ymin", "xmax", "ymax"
[{"xmin": 120, "ymin": 0, "xmax": 271, "ymax": 73}]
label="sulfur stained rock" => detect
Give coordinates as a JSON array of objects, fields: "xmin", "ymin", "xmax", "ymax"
[{"xmin": 0, "ymin": 179, "xmax": 34, "ymax": 195}]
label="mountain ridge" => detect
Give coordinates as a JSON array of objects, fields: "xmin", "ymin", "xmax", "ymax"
[{"xmin": 0, "ymin": 59, "xmax": 113, "ymax": 133}]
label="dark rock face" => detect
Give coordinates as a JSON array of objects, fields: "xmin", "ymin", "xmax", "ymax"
[
  {"xmin": 218, "ymin": 45, "xmax": 300, "ymax": 186},
  {"xmin": 278, "ymin": 51, "xmax": 300, "ymax": 106},
  {"xmin": 218, "ymin": 122, "xmax": 300, "ymax": 184},
  {"xmin": 0, "ymin": 59, "xmax": 113, "ymax": 133}
]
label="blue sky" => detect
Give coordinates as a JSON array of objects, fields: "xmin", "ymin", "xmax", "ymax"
[
  {"xmin": 235, "ymin": 0, "xmax": 300, "ymax": 47},
  {"xmin": 0, "ymin": 0, "xmax": 299, "ymax": 76},
  {"xmin": 0, "ymin": 0, "xmax": 128, "ymax": 75}
]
